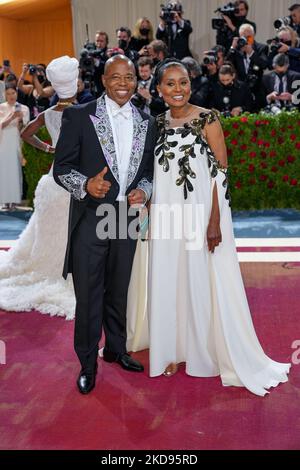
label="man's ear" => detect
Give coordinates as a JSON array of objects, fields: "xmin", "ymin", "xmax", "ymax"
[{"xmin": 102, "ymin": 75, "xmax": 106, "ymax": 87}]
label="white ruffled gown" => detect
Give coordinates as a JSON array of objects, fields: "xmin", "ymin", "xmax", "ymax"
[
  {"xmin": 0, "ymin": 107, "xmax": 75, "ymax": 318},
  {"xmin": 147, "ymin": 110, "xmax": 290, "ymax": 396}
]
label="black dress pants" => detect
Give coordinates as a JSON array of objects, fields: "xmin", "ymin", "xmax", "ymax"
[{"xmin": 71, "ymin": 201, "xmax": 138, "ymax": 373}]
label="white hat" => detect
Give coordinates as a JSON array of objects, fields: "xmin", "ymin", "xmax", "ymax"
[{"xmin": 46, "ymin": 56, "xmax": 79, "ymax": 99}]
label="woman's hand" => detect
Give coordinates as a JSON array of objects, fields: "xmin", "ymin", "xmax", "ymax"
[
  {"xmin": 13, "ymin": 111, "xmax": 23, "ymax": 121},
  {"xmin": 207, "ymin": 218, "xmax": 222, "ymax": 253},
  {"xmin": 22, "ymin": 63, "xmax": 29, "ymax": 75}
]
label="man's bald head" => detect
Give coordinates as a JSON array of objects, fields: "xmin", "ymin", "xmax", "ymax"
[
  {"xmin": 104, "ymin": 54, "xmax": 135, "ymax": 76},
  {"xmin": 102, "ymin": 54, "xmax": 137, "ymax": 106}
]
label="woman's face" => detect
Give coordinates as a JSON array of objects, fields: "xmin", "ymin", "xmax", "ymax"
[
  {"xmin": 5, "ymin": 88, "xmax": 17, "ymax": 105},
  {"xmin": 141, "ymin": 20, "xmax": 150, "ymax": 30},
  {"xmin": 219, "ymin": 73, "xmax": 234, "ymax": 87},
  {"xmin": 157, "ymin": 66, "xmax": 191, "ymax": 109}
]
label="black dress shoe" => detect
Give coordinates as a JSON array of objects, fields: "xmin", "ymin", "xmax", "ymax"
[
  {"xmin": 77, "ymin": 364, "xmax": 98, "ymax": 395},
  {"xmin": 103, "ymin": 350, "xmax": 144, "ymax": 372}
]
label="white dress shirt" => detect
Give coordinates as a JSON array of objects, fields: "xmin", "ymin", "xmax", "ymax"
[
  {"xmin": 105, "ymin": 95, "xmax": 133, "ymax": 201},
  {"xmin": 243, "ymin": 50, "xmax": 254, "ymax": 74},
  {"xmin": 266, "ymin": 74, "xmax": 288, "ymax": 106}
]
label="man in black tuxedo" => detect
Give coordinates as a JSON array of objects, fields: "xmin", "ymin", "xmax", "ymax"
[
  {"xmin": 262, "ymin": 53, "xmax": 300, "ymax": 109},
  {"xmin": 156, "ymin": 1, "xmax": 193, "ymax": 59},
  {"xmin": 226, "ymin": 23, "xmax": 268, "ymax": 110},
  {"xmin": 54, "ymin": 55, "xmax": 157, "ymax": 394}
]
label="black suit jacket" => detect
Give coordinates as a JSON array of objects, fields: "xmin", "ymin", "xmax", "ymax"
[
  {"xmin": 156, "ymin": 19, "xmax": 193, "ymax": 59},
  {"xmin": 208, "ymin": 79, "xmax": 254, "ymax": 113},
  {"xmin": 226, "ymin": 41, "xmax": 269, "ymax": 81},
  {"xmin": 53, "ymin": 95, "xmax": 157, "ymax": 278},
  {"xmin": 262, "ymin": 70, "xmax": 300, "ymax": 107}
]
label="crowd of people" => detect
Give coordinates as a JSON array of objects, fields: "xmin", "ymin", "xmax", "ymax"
[{"xmin": 0, "ymin": 0, "xmax": 300, "ymax": 209}]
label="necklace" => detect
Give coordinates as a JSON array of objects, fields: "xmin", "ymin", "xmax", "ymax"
[
  {"xmin": 169, "ymin": 105, "xmax": 195, "ymax": 121},
  {"xmin": 57, "ymin": 101, "xmax": 75, "ymax": 106}
]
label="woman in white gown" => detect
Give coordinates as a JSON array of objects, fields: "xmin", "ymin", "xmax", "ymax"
[
  {"xmin": 147, "ymin": 60, "xmax": 290, "ymax": 396},
  {"xmin": 0, "ymin": 86, "xmax": 30, "ymax": 208},
  {"xmin": 0, "ymin": 56, "xmax": 79, "ymax": 318}
]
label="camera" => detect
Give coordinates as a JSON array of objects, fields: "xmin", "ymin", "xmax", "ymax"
[
  {"xmin": 160, "ymin": 2, "xmax": 182, "ymax": 24},
  {"xmin": 212, "ymin": 2, "xmax": 239, "ymax": 31},
  {"xmin": 274, "ymin": 16, "xmax": 292, "ymax": 30},
  {"xmin": 267, "ymin": 37, "xmax": 282, "ymax": 54},
  {"xmin": 215, "ymin": 2, "xmax": 239, "ymax": 16},
  {"xmin": 237, "ymin": 36, "xmax": 248, "ymax": 50},
  {"xmin": 131, "ymin": 82, "xmax": 148, "ymax": 109},
  {"xmin": 28, "ymin": 64, "xmax": 37, "ymax": 75},
  {"xmin": 202, "ymin": 52, "xmax": 218, "ymax": 66}
]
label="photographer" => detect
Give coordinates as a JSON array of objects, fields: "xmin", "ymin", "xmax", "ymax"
[
  {"xmin": 201, "ymin": 47, "xmax": 226, "ymax": 84},
  {"xmin": 91, "ymin": 31, "xmax": 109, "ymax": 96},
  {"xmin": 289, "ymin": 4, "xmax": 300, "ymax": 36},
  {"xmin": 17, "ymin": 63, "xmax": 53, "ymax": 118},
  {"xmin": 263, "ymin": 53, "xmax": 300, "ymax": 111},
  {"xmin": 111, "ymin": 27, "xmax": 139, "ymax": 63},
  {"xmin": 181, "ymin": 57, "xmax": 210, "ymax": 107},
  {"xmin": 130, "ymin": 18, "xmax": 154, "ymax": 54},
  {"xmin": 227, "ymin": 23, "xmax": 268, "ymax": 110},
  {"xmin": 215, "ymin": 1, "xmax": 257, "ymax": 53},
  {"xmin": 267, "ymin": 26, "xmax": 300, "ymax": 73},
  {"xmin": 131, "ymin": 57, "xmax": 154, "ymax": 114},
  {"xmin": 208, "ymin": 63, "xmax": 254, "ymax": 116},
  {"xmin": 156, "ymin": 1, "xmax": 193, "ymax": 59},
  {"xmin": 145, "ymin": 40, "xmax": 169, "ymax": 116}
]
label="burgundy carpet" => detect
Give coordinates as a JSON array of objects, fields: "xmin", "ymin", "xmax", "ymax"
[{"xmin": 0, "ymin": 262, "xmax": 299, "ymax": 450}]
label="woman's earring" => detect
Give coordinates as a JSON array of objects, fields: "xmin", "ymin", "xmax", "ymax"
[{"xmin": 159, "ymin": 92, "xmax": 163, "ymax": 98}]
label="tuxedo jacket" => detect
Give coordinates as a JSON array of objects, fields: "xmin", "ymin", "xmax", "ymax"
[
  {"xmin": 262, "ymin": 70, "xmax": 300, "ymax": 105},
  {"xmin": 226, "ymin": 41, "xmax": 269, "ymax": 81},
  {"xmin": 156, "ymin": 20, "xmax": 193, "ymax": 59},
  {"xmin": 53, "ymin": 94, "xmax": 157, "ymax": 278}
]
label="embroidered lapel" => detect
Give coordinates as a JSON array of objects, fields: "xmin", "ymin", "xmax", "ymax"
[
  {"xmin": 90, "ymin": 95, "xmax": 120, "ymax": 183},
  {"xmin": 89, "ymin": 97, "xmax": 149, "ymax": 188},
  {"xmin": 127, "ymin": 105, "xmax": 149, "ymax": 188}
]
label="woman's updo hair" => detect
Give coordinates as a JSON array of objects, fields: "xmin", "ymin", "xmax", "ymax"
[
  {"xmin": 219, "ymin": 63, "xmax": 236, "ymax": 76},
  {"xmin": 155, "ymin": 58, "xmax": 190, "ymax": 84}
]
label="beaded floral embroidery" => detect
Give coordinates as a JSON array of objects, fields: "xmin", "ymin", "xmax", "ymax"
[{"xmin": 156, "ymin": 110, "xmax": 231, "ymax": 204}]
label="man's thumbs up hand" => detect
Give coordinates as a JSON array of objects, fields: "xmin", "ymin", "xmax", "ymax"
[{"xmin": 86, "ymin": 166, "xmax": 111, "ymax": 199}]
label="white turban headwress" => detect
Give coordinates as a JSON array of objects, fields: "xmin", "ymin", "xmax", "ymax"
[{"xmin": 46, "ymin": 56, "xmax": 79, "ymax": 99}]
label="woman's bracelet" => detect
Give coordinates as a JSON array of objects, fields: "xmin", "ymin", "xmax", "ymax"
[{"xmin": 45, "ymin": 144, "xmax": 51, "ymax": 153}]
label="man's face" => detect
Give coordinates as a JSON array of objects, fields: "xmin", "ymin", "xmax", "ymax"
[
  {"xmin": 117, "ymin": 31, "xmax": 130, "ymax": 47},
  {"xmin": 279, "ymin": 32, "xmax": 292, "ymax": 44},
  {"xmin": 139, "ymin": 65, "xmax": 152, "ymax": 81},
  {"xmin": 77, "ymin": 79, "xmax": 85, "ymax": 93},
  {"xmin": 102, "ymin": 59, "xmax": 137, "ymax": 106},
  {"xmin": 217, "ymin": 52, "xmax": 224, "ymax": 67},
  {"xmin": 240, "ymin": 27, "xmax": 254, "ymax": 40},
  {"xmin": 291, "ymin": 8, "xmax": 300, "ymax": 24},
  {"xmin": 235, "ymin": 2, "xmax": 247, "ymax": 17},
  {"xmin": 95, "ymin": 34, "xmax": 107, "ymax": 49},
  {"xmin": 275, "ymin": 65, "xmax": 288, "ymax": 75},
  {"xmin": 207, "ymin": 62, "xmax": 217, "ymax": 75}
]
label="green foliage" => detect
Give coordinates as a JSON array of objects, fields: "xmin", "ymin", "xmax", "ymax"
[
  {"xmin": 221, "ymin": 110, "xmax": 300, "ymax": 209},
  {"xmin": 22, "ymin": 112, "xmax": 300, "ymax": 209},
  {"xmin": 22, "ymin": 127, "xmax": 53, "ymax": 206}
]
